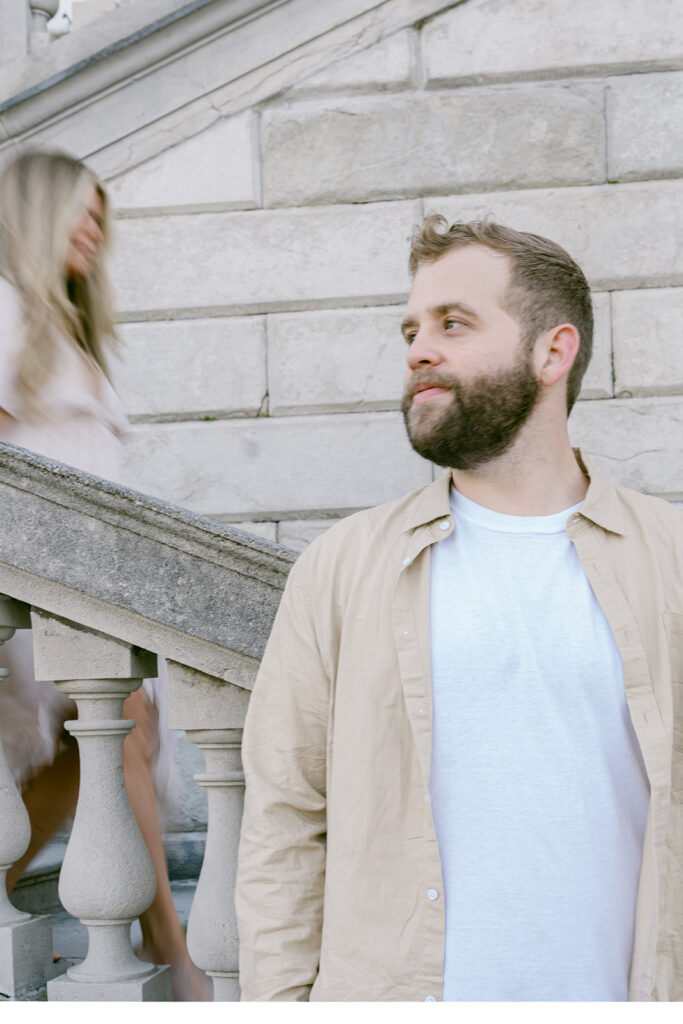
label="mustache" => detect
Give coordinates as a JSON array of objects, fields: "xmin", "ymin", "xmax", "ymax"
[{"xmin": 403, "ymin": 370, "xmax": 458, "ymax": 401}]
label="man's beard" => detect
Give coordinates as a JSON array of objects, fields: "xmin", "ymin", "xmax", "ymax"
[{"xmin": 401, "ymin": 352, "xmax": 541, "ymax": 471}]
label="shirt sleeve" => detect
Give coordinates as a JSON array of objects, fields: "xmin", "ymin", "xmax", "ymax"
[
  {"xmin": 235, "ymin": 552, "xmax": 329, "ymax": 1001},
  {"xmin": 0, "ymin": 280, "xmax": 26, "ymax": 418}
]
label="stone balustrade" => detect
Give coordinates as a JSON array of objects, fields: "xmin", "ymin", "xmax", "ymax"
[
  {"xmin": 0, "ymin": 597, "xmax": 54, "ymax": 1000},
  {"xmin": 0, "ymin": 443, "xmax": 295, "ymax": 999}
]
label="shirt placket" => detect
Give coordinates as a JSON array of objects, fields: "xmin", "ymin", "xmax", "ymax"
[{"xmin": 392, "ymin": 514, "xmax": 454, "ymax": 1001}]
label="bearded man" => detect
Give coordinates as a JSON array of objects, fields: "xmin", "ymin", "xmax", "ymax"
[{"xmin": 235, "ymin": 217, "xmax": 682, "ymax": 1002}]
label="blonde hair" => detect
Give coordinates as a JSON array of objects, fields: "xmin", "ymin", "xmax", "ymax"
[{"xmin": 0, "ymin": 149, "xmax": 117, "ymax": 417}]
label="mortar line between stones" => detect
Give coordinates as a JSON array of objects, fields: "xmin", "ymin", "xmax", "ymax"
[
  {"xmin": 602, "ymin": 76, "xmax": 610, "ymax": 184},
  {"xmin": 608, "ymin": 290, "xmax": 616, "ymax": 399}
]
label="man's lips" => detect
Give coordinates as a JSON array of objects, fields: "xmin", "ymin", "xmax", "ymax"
[{"xmin": 410, "ymin": 381, "xmax": 451, "ymax": 405}]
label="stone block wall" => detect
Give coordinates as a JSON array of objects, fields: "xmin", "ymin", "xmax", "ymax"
[{"xmin": 104, "ymin": 0, "xmax": 683, "ymax": 550}]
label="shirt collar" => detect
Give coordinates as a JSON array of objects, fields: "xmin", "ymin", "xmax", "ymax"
[
  {"xmin": 400, "ymin": 450, "xmax": 627, "ymax": 537},
  {"xmin": 402, "ymin": 470, "xmax": 452, "ymax": 533},
  {"xmin": 573, "ymin": 450, "xmax": 627, "ymax": 536}
]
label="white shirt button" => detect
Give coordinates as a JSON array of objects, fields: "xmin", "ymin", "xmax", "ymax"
[
  {"xmin": 402, "ymin": 556, "xmax": 413, "ymax": 567},
  {"xmin": 425, "ymin": 995, "xmax": 436, "ymax": 1002},
  {"xmin": 427, "ymin": 888, "xmax": 439, "ymax": 900},
  {"xmin": 439, "ymin": 520, "xmax": 450, "ymax": 531}
]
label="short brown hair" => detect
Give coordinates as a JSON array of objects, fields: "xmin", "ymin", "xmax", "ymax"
[{"xmin": 409, "ymin": 215, "xmax": 593, "ymax": 412}]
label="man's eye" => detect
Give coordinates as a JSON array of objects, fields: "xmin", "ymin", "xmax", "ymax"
[
  {"xmin": 404, "ymin": 332, "xmax": 416, "ymax": 344},
  {"xmin": 444, "ymin": 318, "xmax": 464, "ymax": 330}
]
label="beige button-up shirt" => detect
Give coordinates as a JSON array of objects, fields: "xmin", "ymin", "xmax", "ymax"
[{"xmin": 236, "ymin": 460, "xmax": 683, "ymax": 1001}]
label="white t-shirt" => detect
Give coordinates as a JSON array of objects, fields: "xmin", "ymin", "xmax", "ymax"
[{"xmin": 429, "ymin": 487, "xmax": 649, "ymax": 1001}]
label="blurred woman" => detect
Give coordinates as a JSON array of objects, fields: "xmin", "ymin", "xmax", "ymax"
[{"xmin": 0, "ymin": 149, "xmax": 210, "ymax": 1000}]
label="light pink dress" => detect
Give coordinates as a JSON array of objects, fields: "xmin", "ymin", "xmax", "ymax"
[{"xmin": 0, "ymin": 276, "xmax": 140, "ymax": 786}]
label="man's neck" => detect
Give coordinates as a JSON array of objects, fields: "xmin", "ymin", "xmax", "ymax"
[{"xmin": 450, "ymin": 420, "xmax": 589, "ymax": 517}]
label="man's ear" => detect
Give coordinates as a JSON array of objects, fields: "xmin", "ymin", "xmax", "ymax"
[{"xmin": 536, "ymin": 324, "xmax": 580, "ymax": 389}]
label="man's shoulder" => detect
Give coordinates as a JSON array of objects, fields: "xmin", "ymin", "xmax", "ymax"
[{"xmin": 614, "ymin": 480, "xmax": 683, "ymax": 535}]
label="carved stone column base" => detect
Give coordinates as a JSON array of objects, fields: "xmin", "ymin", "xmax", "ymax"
[
  {"xmin": 48, "ymin": 964, "xmax": 171, "ymax": 1002},
  {"xmin": 66, "ymin": 919, "xmax": 167, "ymax": 984},
  {"xmin": 0, "ymin": 914, "xmax": 54, "ymax": 999},
  {"xmin": 211, "ymin": 973, "xmax": 239, "ymax": 1002}
]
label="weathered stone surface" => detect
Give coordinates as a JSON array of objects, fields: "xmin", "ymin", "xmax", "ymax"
[
  {"xmin": 167, "ymin": 664, "xmax": 251, "ymax": 731},
  {"xmin": 0, "ymin": 913, "xmax": 54, "ymax": 999},
  {"xmin": 122, "ymin": 411, "xmax": 432, "ymax": 518},
  {"xmin": 112, "ymin": 201, "xmax": 418, "ymax": 317},
  {"xmin": 424, "ymin": 181, "xmax": 683, "ymax": 289},
  {"xmin": 163, "ymin": 738, "xmax": 208, "ymax": 833},
  {"xmin": 0, "ymin": 445, "xmax": 294, "ymax": 679},
  {"xmin": 113, "ymin": 317, "xmax": 266, "ymax": 420},
  {"xmin": 422, "ymin": 0, "xmax": 683, "ymax": 86},
  {"xmin": 287, "ymin": 28, "xmax": 416, "ymax": 93},
  {"xmin": 228, "ymin": 521, "xmax": 278, "ymax": 542},
  {"xmin": 267, "ymin": 306, "xmax": 406, "ymax": 414},
  {"xmin": 48, "ymin": 965, "xmax": 171, "ymax": 1001},
  {"xmin": 612, "ymin": 287, "xmax": 683, "ymax": 396},
  {"xmin": 607, "ymin": 72, "xmax": 683, "ymax": 182},
  {"xmin": 106, "ymin": 112, "xmax": 259, "ymax": 212},
  {"xmin": 580, "ymin": 291, "xmax": 612, "ymax": 400},
  {"xmin": 278, "ymin": 518, "xmax": 343, "ymax": 552},
  {"xmin": 31, "ymin": 610, "xmax": 157, "ymax": 683},
  {"xmin": 70, "ymin": 0, "xmax": 119, "ymax": 30},
  {"xmin": 0, "ymin": 0, "xmax": 28, "ymax": 68},
  {"xmin": 569, "ymin": 397, "xmax": 683, "ymax": 499},
  {"xmin": 4, "ymin": 0, "xmax": 456, "ymax": 179},
  {"xmin": 263, "ymin": 85, "xmax": 604, "ymax": 206},
  {"xmin": 0, "ymin": 0, "xmax": 195, "ymax": 134}
]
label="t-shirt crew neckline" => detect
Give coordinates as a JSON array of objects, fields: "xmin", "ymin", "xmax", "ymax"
[{"xmin": 449, "ymin": 487, "xmax": 584, "ymax": 535}]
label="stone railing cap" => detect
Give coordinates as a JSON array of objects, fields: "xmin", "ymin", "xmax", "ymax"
[{"xmin": 0, "ymin": 442, "xmax": 296, "ymax": 677}]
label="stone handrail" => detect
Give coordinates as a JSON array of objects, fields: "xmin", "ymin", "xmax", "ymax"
[{"xmin": 0, "ymin": 442, "xmax": 295, "ymax": 999}]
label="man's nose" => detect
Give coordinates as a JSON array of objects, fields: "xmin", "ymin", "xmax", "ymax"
[{"xmin": 406, "ymin": 327, "xmax": 442, "ymax": 370}]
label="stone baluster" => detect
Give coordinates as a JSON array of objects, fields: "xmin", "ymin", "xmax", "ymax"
[
  {"xmin": 28, "ymin": 0, "xmax": 59, "ymax": 49},
  {"xmin": 29, "ymin": 609, "xmax": 172, "ymax": 1001},
  {"xmin": 167, "ymin": 661, "xmax": 251, "ymax": 1001},
  {"xmin": 186, "ymin": 728, "xmax": 244, "ymax": 1001},
  {"xmin": 0, "ymin": 595, "xmax": 55, "ymax": 1000}
]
